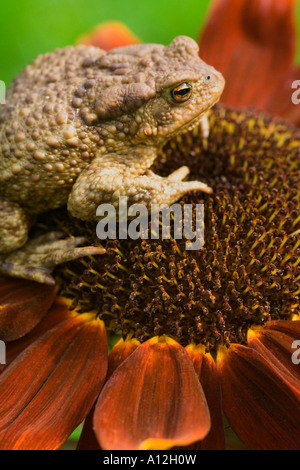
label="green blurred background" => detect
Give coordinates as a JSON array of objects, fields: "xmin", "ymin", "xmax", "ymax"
[{"xmin": 1, "ymin": 0, "xmax": 300, "ymax": 87}]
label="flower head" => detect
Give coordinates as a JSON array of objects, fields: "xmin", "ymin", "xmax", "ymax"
[{"xmin": 55, "ymin": 106, "xmax": 299, "ymax": 349}]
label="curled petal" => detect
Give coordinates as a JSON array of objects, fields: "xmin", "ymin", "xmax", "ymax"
[
  {"xmin": 0, "ymin": 314, "xmax": 108, "ymax": 450},
  {"xmin": 94, "ymin": 336, "xmax": 211, "ymax": 450},
  {"xmin": 218, "ymin": 343, "xmax": 300, "ymax": 450},
  {"xmin": 0, "ymin": 278, "xmax": 56, "ymax": 342},
  {"xmin": 200, "ymin": 0, "xmax": 297, "ymax": 108},
  {"xmin": 77, "ymin": 21, "xmax": 140, "ymax": 50},
  {"xmin": 186, "ymin": 344, "xmax": 225, "ymax": 450}
]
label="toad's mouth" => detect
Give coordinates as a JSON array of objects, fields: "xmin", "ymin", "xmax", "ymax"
[
  {"xmin": 178, "ymin": 111, "xmax": 208, "ymax": 135},
  {"xmin": 167, "ymin": 97, "xmax": 222, "ymax": 140}
]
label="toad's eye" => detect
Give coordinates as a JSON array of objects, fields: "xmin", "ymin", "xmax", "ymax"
[{"xmin": 170, "ymin": 82, "xmax": 192, "ymax": 103}]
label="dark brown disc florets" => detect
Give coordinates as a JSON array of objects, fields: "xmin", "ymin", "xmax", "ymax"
[{"xmin": 49, "ymin": 105, "xmax": 300, "ymax": 351}]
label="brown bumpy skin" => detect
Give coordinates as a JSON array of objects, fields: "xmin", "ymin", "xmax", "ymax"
[{"xmin": 0, "ymin": 36, "xmax": 225, "ymax": 284}]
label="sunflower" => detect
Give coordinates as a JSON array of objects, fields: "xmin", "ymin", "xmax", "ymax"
[{"xmin": 0, "ymin": 0, "xmax": 300, "ymax": 451}]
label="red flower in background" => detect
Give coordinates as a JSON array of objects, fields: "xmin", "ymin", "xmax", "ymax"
[
  {"xmin": 200, "ymin": 0, "xmax": 300, "ymax": 126},
  {"xmin": 0, "ymin": 0, "xmax": 299, "ymax": 451}
]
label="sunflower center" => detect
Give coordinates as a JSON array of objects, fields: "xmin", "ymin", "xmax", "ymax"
[{"xmin": 49, "ymin": 105, "xmax": 300, "ymax": 351}]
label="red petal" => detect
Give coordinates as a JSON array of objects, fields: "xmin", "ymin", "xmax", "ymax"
[
  {"xmin": 77, "ymin": 337, "xmax": 139, "ymax": 450},
  {"xmin": 94, "ymin": 336, "xmax": 211, "ymax": 450},
  {"xmin": 265, "ymin": 318, "xmax": 300, "ymax": 338},
  {"xmin": 0, "ymin": 297, "xmax": 74, "ymax": 372},
  {"xmin": 0, "ymin": 278, "xmax": 56, "ymax": 342},
  {"xmin": 247, "ymin": 322, "xmax": 300, "ymax": 399},
  {"xmin": 77, "ymin": 21, "xmax": 140, "ymax": 50},
  {"xmin": 218, "ymin": 343, "xmax": 300, "ymax": 449},
  {"xmin": 0, "ymin": 314, "xmax": 108, "ymax": 449},
  {"xmin": 186, "ymin": 344, "xmax": 225, "ymax": 450},
  {"xmin": 107, "ymin": 337, "xmax": 140, "ymax": 379},
  {"xmin": 265, "ymin": 67, "xmax": 300, "ymax": 126},
  {"xmin": 200, "ymin": 0, "xmax": 297, "ymax": 109}
]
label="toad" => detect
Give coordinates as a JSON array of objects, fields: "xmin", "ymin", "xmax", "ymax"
[{"xmin": 0, "ymin": 36, "xmax": 224, "ymax": 284}]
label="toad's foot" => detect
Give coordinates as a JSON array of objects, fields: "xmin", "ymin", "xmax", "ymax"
[
  {"xmin": 68, "ymin": 154, "xmax": 213, "ymax": 221},
  {"xmin": 145, "ymin": 166, "xmax": 190, "ymax": 182},
  {"xmin": 0, "ymin": 231, "xmax": 105, "ymax": 285}
]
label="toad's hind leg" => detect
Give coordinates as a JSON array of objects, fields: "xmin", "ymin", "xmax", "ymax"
[
  {"xmin": 0, "ymin": 199, "xmax": 30, "ymax": 253},
  {"xmin": 0, "ymin": 199, "xmax": 105, "ymax": 284}
]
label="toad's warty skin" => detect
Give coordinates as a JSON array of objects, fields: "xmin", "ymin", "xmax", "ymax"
[{"xmin": 0, "ymin": 36, "xmax": 225, "ymax": 283}]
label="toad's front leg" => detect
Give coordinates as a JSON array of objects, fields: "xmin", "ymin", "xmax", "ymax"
[{"xmin": 67, "ymin": 152, "xmax": 212, "ymax": 221}]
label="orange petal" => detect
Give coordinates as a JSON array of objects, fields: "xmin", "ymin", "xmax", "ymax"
[
  {"xmin": 186, "ymin": 344, "xmax": 225, "ymax": 450},
  {"xmin": 218, "ymin": 343, "xmax": 300, "ymax": 449},
  {"xmin": 107, "ymin": 336, "xmax": 140, "ymax": 379},
  {"xmin": 200, "ymin": 0, "xmax": 297, "ymax": 109},
  {"xmin": 265, "ymin": 318, "xmax": 300, "ymax": 337},
  {"xmin": 248, "ymin": 326, "xmax": 300, "ymax": 398},
  {"xmin": 77, "ymin": 21, "xmax": 140, "ymax": 50},
  {"xmin": 0, "ymin": 278, "xmax": 56, "ymax": 342},
  {"xmin": 0, "ymin": 314, "xmax": 108, "ymax": 450},
  {"xmin": 77, "ymin": 337, "xmax": 139, "ymax": 450},
  {"xmin": 94, "ymin": 336, "xmax": 211, "ymax": 450},
  {"xmin": 0, "ymin": 297, "xmax": 74, "ymax": 372}
]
